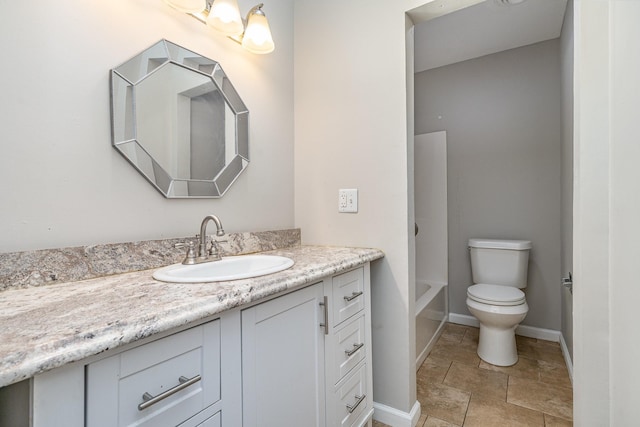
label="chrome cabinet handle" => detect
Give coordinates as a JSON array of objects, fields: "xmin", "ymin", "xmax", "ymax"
[
  {"xmin": 346, "ymin": 394, "xmax": 366, "ymax": 413},
  {"xmin": 319, "ymin": 296, "xmax": 329, "ymax": 335},
  {"xmin": 138, "ymin": 375, "xmax": 201, "ymax": 411},
  {"xmin": 345, "ymin": 343, "xmax": 364, "ymax": 357},
  {"xmin": 344, "ymin": 291, "xmax": 363, "ymax": 302}
]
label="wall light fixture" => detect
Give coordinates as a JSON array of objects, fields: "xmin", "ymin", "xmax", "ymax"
[{"xmin": 164, "ymin": 0, "xmax": 275, "ymax": 54}]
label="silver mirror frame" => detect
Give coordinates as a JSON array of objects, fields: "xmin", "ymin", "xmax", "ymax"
[{"xmin": 110, "ymin": 39, "xmax": 249, "ymax": 198}]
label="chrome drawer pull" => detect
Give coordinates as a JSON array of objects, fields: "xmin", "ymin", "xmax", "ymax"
[
  {"xmin": 345, "ymin": 343, "xmax": 364, "ymax": 357},
  {"xmin": 138, "ymin": 374, "xmax": 202, "ymax": 411},
  {"xmin": 319, "ymin": 296, "xmax": 329, "ymax": 335},
  {"xmin": 343, "ymin": 291, "xmax": 363, "ymax": 302},
  {"xmin": 346, "ymin": 394, "xmax": 366, "ymax": 413}
]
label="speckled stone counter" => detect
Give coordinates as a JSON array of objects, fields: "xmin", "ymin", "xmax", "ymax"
[
  {"xmin": 0, "ymin": 229, "xmax": 301, "ymax": 291},
  {"xmin": 0, "ymin": 245, "xmax": 384, "ymax": 388}
]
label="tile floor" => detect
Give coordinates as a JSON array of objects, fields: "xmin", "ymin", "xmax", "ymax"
[{"xmin": 373, "ymin": 323, "xmax": 573, "ymax": 427}]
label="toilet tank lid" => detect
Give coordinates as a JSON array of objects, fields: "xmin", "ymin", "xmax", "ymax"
[{"xmin": 468, "ymin": 238, "xmax": 532, "ymax": 250}]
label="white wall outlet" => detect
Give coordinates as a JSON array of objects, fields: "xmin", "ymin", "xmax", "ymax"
[{"xmin": 338, "ymin": 189, "xmax": 358, "ymax": 213}]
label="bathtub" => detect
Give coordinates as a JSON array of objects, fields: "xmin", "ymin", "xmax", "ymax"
[{"xmin": 415, "ymin": 280, "xmax": 448, "ymax": 370}]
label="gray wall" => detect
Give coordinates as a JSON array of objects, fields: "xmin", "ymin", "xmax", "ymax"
[
  {"xmin": 560, "ymin": 0, "xmax": 574, "ymax": 360},
  {"xmin": 415, "ymin": 39, "xmax": 563, "ymax": 330}
]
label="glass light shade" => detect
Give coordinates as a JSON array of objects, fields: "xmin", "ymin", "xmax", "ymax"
[
  {"xmin": 241, "ymin": 10, "xmax": 275, "ymax": 54},
  {"xmin": 164, "ymin": 0, "xmax": 206, "ymax": 13},
  {"xmin": 207, "ymin": 0, "xmax": 244, "ymax": 36}
]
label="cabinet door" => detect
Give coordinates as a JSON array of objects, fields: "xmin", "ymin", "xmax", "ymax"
[{"xmin": 242, "ymin": 282, "xmax": 326, "ymax": 427}]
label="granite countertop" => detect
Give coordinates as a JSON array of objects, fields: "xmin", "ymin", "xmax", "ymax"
[{"xmin": 0, "ymin": 245, "xmax": 384, "ymax": 388}]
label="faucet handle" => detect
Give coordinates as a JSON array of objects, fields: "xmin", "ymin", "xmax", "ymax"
[
  {"xmin": 208, "ymin": 239, "xmax": 228, "ymax": 259},
  {"xmin": 175, "ymin": 241, "xmax": 197, "ymax": 265}
]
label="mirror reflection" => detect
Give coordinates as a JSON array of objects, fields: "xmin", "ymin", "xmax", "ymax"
[{"xmin": 110, "ymin": 40, "xmax": 249, "ymax": 198}]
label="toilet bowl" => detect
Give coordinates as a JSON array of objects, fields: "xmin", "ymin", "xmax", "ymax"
[
  {"xmin": 466, "ymin": 284, "xmax": 528, "ymax": 366},
  {"xmin": 466, "ymin": 239, "xmax": 532, "ymax": 367}
]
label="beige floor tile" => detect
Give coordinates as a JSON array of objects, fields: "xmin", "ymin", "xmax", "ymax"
[
  {"xmin": 425, "ymin": 415, "xmax": 459, "ymax": 426},
  {"xmin": 418, "ymin": 355, "xmax": 452, "ymax": 384},
  {"xmin": 416, "ymin": 324, "xmax": 573, "ymax": 426},
  {"xmin": 420, "ymin": 382, "xmax": 471, "ymax": 426},
  {"xmin": 538, "ymin": 360, "xmax": 572, "ymax": 389},
  {"xmin": 507, "ymin": 376, "xmax": 573, "ymax": 420},
  {"xmin": 463, "ymin": 326, "xmax": 479, "ymax": 339},
  {"xmin": 443, "ymin": 362, "xmax": 508, "ymax": 401},
  {"xmin": 464, "ymin": 394, "xmax": 544, "ymax": 427},
  {"xmin": 439, "ymin": 323, "xmax": 468, "ymax": 343},
  {"xmin": 544, "ymin": 413, "xmax": 573, "ymax": 426},
  {"xmin": 535, "ymin": 338, "xmax": 562, "ymax": 350},
  {"xmin": 459, "ymin": 327, "xmax": 479, "ymax": 351},
  {"xmin": 372, "ymin": 420, "xmax": 391, "ymax": 427},
  {"xmin": 416, "ymin": 413, "xmax": 428, "ymax": 427},
  {"xmin": 430, "ymin": 339, "xmax": 481, "ymax": 367},
  {"xmin": 516, "ymin": 335, "xmax": 538, "ymax": 346},
  {"xmin": 516, "ymin": 338, "xmax": 566, "ymax": 367},
  {"xmin": 479, "ymin": 355, "xmax": 540, "ymax": 381},
  {"xmin": 457, "ymin": 340, "xmax": 479, "ymax": 354}
]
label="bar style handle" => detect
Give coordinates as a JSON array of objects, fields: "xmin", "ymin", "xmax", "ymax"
[
  {"xmin": 138, "ymin": 375, "xmax": 201, "ymax": 411},
  {"xmin": 319, "ymin": 296, "xmax": 329, "ymax": 335},
  {"xmin": 344, "ymin": 291, "xmax": 363, "ymax": 302},
  {"xmin": 345, "ymin": 343, "xmax": 364, "ymax": 357},
  {"xmin": 346, "ymin": 394, "xmax": 366, "ymax": 413}
]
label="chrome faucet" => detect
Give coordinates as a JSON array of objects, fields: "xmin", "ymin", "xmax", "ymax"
[
  {"xmin": 198, "ymin": 214, "xmax": 225, "ymax": 260},
  {"xmin": 177, "ymin": 215, "xmax": 225, "ymax": 265}
]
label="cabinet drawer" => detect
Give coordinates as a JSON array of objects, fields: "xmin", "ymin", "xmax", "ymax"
[
  {"xmin": 86, "ymin": 321, "xmax": 220, "ymax": 427},
  {"xmin": 332, "ymin": 315, "xmax": 366, "ymax": 383},
  {"xmin": 332, "ymin": 268, "xmax": 364, "ymax": 327},
  {"xmin": 196, "ymin": 411, "xmax": 221, "ymax": 427},
  {"xmin": 334, "ymin": 363, "xmax": 368, "ymax": 427}
]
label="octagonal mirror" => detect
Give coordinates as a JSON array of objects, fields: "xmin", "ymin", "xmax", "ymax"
[{"xmin": 110, "ymin": 40, "xmax": 249, "ymax": 198}]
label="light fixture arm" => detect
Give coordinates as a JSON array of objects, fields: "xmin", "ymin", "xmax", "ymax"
[
  {"xmin": 184, "ymin": 1, "xmax": 270, "ymax": 49},
  {"xmin": 185, "ymin": 1, "xmax": 212, "ymax": 25},
  {"xmin": 245, "ymin": 3, "xmax": 265, "ymax": 22},
  {"xmin": 225, "ymin": 3, "xmax": 265, "ymax": 45}
]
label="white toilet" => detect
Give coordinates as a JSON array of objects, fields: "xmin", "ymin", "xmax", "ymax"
[{"xmin": 466, "ymin": 238, "xmax": 532, "ymax": 366}]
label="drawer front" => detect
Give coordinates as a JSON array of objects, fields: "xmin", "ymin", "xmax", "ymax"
[
  {"xmin": 332, "ymin": 315, "xmax": 366, "ymax": 383},
  {"xmin": 118, "ymin": 347, "xmax": 203, "ymax": 426},
  {"xmin": 87, "ymin": 321, "xmax": 220, "ymax": 427},
  {"xmin": 332, "ymin": 268, "xmax": 364, "ymax": 327},
  {"xmin": 197, "ymin": 411, "xmax": 221, "ymax": 427},
  {"xmin": 335, "ymin": 364, "xmax": 368, "ymax": 427}
]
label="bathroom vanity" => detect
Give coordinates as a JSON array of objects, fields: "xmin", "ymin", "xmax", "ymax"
[{"xmin": 0, "ymin": 243, "xmax": 383, "ymax": 427}]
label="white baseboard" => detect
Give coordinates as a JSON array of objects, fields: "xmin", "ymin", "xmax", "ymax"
[
  {"xmin": 373, "ymin": 400, "xmax": 421, "ymax": 427},
  {"xmin": 448, "ymin": 312, "xmax": 479, "ymax": 328},
  {"xmin": 559, "ymin": 333, "xmax": 574, "ymax": 384},
  {"xmin": 448, "ymin": 313, "xmax": 561, "ymax": 342}
]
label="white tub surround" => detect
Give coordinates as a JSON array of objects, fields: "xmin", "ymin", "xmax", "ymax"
[{"xmin": 415, "ymin": 281, "xmax": 447, "ymax": 369}]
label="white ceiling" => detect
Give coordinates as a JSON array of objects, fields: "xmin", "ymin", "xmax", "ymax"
[{"xmin": 411, "ymin": 0, "xmax": 568, "ymax": 73}]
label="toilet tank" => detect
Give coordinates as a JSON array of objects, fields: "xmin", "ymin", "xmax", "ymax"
[{"xmin": 468, "ymin": 239, "xmax": 532, "ymax": 288}]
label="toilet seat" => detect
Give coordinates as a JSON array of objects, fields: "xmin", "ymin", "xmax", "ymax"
[{"xmin": 467, "ymin": 284, "xmax": 526, "ymax": 306}]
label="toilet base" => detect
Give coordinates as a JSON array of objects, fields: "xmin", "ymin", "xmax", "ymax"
[
  {"xmin": 466, "ymin": 298, "xmax": 528, "ymax": 367},
  {"xmin": 477, "ymin": 324, "xmax": 518, "ymax": 366}
]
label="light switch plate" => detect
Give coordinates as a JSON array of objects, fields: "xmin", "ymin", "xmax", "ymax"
[{"xmin": 338, "ymin": 189, "xmax": 358, "ymax": 213}]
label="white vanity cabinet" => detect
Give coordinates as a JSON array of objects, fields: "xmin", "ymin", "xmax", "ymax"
[
  {"xmin": 241, "ymin": 265, "xmax": 374, "ymax": 427},
  {"xmin": 26, "ymin": 262, "xmax": 374, "ymax": 427}
]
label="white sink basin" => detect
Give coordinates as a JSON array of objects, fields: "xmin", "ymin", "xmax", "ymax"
[{"xmin": 153, "ymin": 254, "xmax": 295, "ymax": 283}]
